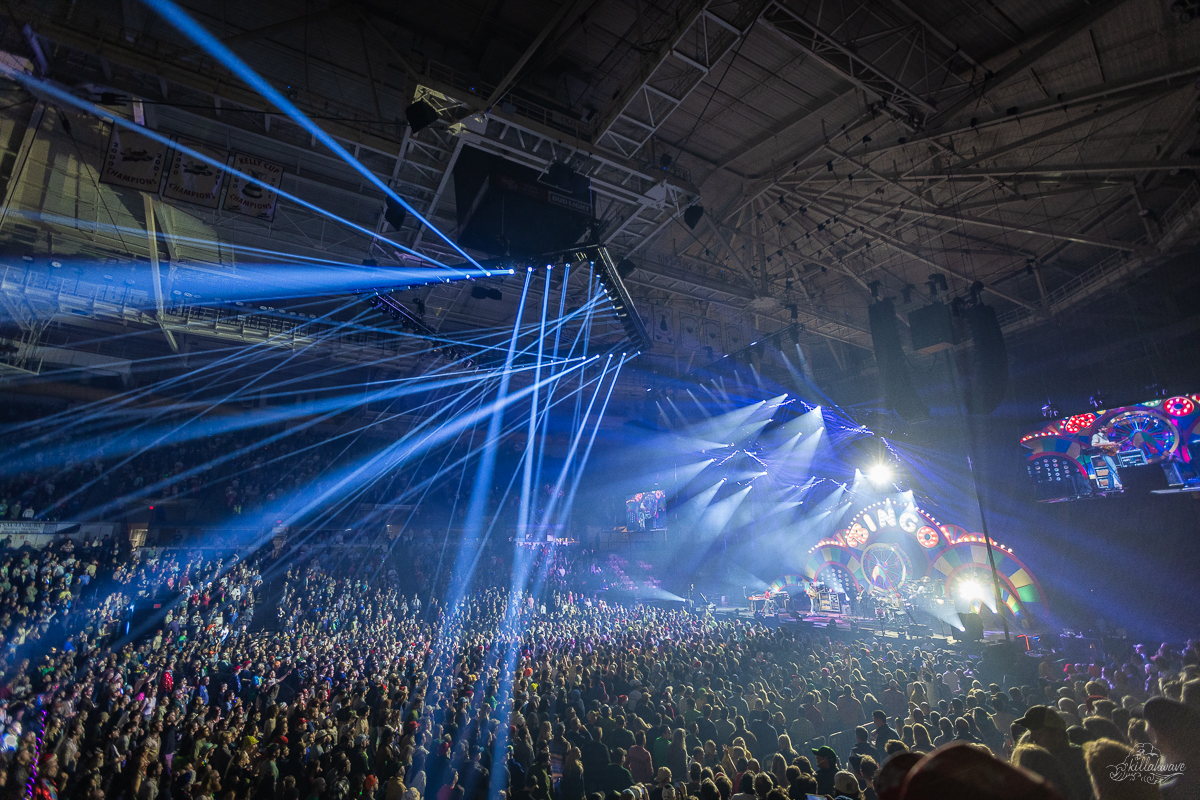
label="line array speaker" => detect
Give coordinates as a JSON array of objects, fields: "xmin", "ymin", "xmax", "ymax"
[{"xmin": 869, "ymin": 299, "xmax": 929, "ymax": 422}]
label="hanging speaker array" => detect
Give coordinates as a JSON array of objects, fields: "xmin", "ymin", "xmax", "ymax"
[
  {"xmin": 868, "ymin": 295, "xmax": 1009, "ymax": 420},
  {"xmin": 868, "ymin": 299, "xmax": 930, "ymax": 422},
  {"xmin": 964, "ymin": 303, "xmax": 1008, "ymax": 415}
]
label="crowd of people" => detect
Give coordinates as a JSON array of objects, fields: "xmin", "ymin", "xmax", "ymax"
[
  {"xmin": 0, "ymin": 530, "xmax": 1192, "ymax": 800},
  {"xmin": 0, "ymin": 421, "xmax": 479, "ymax": 526},
  {"xmin": 0, "ymin": 407, "xmax": 595, "ymax": 536}
]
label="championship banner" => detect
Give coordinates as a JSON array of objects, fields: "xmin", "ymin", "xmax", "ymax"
[
  {"xmin": 679, "ymin": 313, "xmax": 702, "ymax": 350},
  {"xmin": 650, "ymin": 304, "xmax": 675, "ymax": 345},
  {"xmin": 99, "ymin": 125, "xmax": 167, "ymax": 192},
  {"xmin": 703, "ymin": 318, "xmax": 725, "ymax": 355},
  {"xmin": 725, "ymin": 321, "xmax": 748, "ymax": 352},
  {"xmin": 223, "ymin": 153, "xmax": 284, "ymax": 221},
  {"xmin": 162, "ymin": 139, "xmax": 228, "ymax": 208}
]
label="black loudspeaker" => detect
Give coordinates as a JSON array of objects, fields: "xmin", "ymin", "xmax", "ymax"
[
  {"xmin": 908, "ymin": 301, "xmax": 955, "ymax": 353},
  {"xmin": 453, "ymin": 146, "xmax": 593, "ymax": 257},
  {"xmin": 965, "ymin": 303, "xmax": 1008, "ymax": 414},
  {"xmin": 404, "ymin": 100, "xmax": 440, "ymax": 134},
  {"xmin": 384, "ymin": 196, "xmax": 408, "ymax": 231},
  {"xmin": 545, "ymin": 162, "xmax": 576, "ymax": 190},
  {"xmin": 958, "ymin": 612, "xmax": 985, "ymax": 641},
  {"xmin": 868, "ymin": 299, "xmax": 929, "ymax": 422}
]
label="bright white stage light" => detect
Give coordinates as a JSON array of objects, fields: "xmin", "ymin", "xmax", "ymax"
[
  {"xmin": 958, "ymin": 580, "xmax": 985, "ymax": 601},
  {"xmin": 866, "ymin": 463, "xmax": 893, "ymax": 486}
]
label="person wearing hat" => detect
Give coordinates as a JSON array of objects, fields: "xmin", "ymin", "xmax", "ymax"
[
  {"xmin": 812, "ymin": 745, "xmax": 839, "ymax": 796},
  {"xmin": 1012, "ymin": 705, "xmax": 1091, "ymax": 800},
  {"xmin": 833, "ymin": 770, "xmax": 863, "ymax": 800},
  {"xmin": 1143, "ymin": 695, "xmax": 1200, "ymax": 800}
]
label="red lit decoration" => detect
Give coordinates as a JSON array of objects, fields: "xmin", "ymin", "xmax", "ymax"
[
  {"xmin": 1165, "ymin": 396, "xmax": 1195, "ymax": 417},
  {"xmin": 916, "ymin": 526, "xmax": 940, "ymax": 548},
  {"xmin": 1062, "ymin": 413, "xmax": 1096, "ymax": 434}
]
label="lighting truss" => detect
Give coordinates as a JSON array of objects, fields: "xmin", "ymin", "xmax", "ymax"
[{"xmin": 363, "ymin": 291, "xmax": 475, "ymax": 367}]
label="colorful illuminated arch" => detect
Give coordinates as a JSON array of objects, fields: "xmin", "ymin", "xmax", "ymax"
[
  {"xmin": 797, "ymin": 499, "xmax": 1049, "ymax": 623},
  {"xmin": 766, "ymin": 574, "xmax": 811, "ymax": 593}
]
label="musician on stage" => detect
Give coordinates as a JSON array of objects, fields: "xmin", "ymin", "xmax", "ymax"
[{"xmin": 1089, "ymin": 427, "xmax": 1124, "ymax": 489}]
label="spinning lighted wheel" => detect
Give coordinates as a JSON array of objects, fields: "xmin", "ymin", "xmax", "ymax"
[
  {"xmin": 861, "ymin": 544, "xmax": 911, "ymax": 589},
  {"xmin": 1107, "ymin": 409, "xmax": 1177, "ymax": 463}
]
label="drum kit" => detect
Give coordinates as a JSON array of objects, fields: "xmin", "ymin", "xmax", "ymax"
[{"xmin": 862, "ymin": 576, "xmax": 945, "ymax": 622}]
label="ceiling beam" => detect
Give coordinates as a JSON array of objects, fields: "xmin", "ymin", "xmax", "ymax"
[
  {"xmin": 921, "ymin": 0, "xmax": 1133, "ymax": 130},
  {"xmin": 760, "ymin": 0, "xmax": 941, "ymax": 122},
  {"xmin": 792, "ymin": 186, "xmax": 1150, "ymax": 253},
  {"xmin": 482, "ymin": 0, "xmax": 592, "ymax": 109},
  {"xmin": 593, "ymin": 0, "xmax": 769, "ymax": 158},
  {"xmin": 865, "ymin": 159, "xmax": 1200, "ymax": 180},
  {"xmin": 172, "ymin": 8, "xmax": 343, "ymax": 57},
  {"xmin": 624, "ymin": 266, "xmax": 871, "ymax": 347},
  {"xmin": 801, "ymin": 197, "xmax": 1040, "ymax": 311},
  {"xmin": 847, "ymin": 64, "xmax": 1200, "ymax": 162},
  {"xmin": 945, "ymin": 93, "xmax": 1164, "ymax": 173}
]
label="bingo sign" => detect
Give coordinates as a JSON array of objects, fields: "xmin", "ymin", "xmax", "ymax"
[
  {"xmin": 843, "ymin": 501, "xmax": 941, "ymax": 549},
  {"xmin": 223, "ymin": 153, "xmax": 284, "ymax": 221},
  {"xmin": 99, "ymin": 126, "xmax": 167, "ymax": 192},
  {"xmin": 801, "ymin": 499, "xmax": 1050, "ymax": 624}
]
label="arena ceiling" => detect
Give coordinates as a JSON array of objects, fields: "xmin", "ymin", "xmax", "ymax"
[{"xmin": 1, "ymin": 0, "xmax": 1199, "ymax": 399}]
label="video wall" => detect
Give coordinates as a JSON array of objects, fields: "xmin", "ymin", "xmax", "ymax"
[
  {"xmin": 625, "ymin": 489, "xmax": 666, "ymax": 531},
  {"xmin": 1020, "ymin": 393, "xmax": 1200, "ymax": 501}
]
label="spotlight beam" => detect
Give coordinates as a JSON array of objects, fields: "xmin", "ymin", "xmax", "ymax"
[
  {"xmin": 558, "ymin": 354, "xmax": 626, "ymax": 523},
  {"xmin": 517, "ymin": 270, "xmax": 552, "ymax": 533},
  {"xmin": 538, "ymin": 356, "xmax": 612, "ymax": 528},
  {"xmin": 0, "ymin": 66, "xmax": 457, "ymax": 269},
  {"xmin": 139, "ymin": 0, "xmax": 483, "ymax": 270},
  {"xmin": 441, "ymin": 270, "xmax": 532, "ymax": 611}
]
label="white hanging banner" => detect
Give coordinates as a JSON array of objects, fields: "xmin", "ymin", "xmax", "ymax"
[
  {"xmin": 99, "ymin": 125, "xmax": 167, "ymax": 192},
  {"xmin": 162, "ymin": 139, "xmax": 228, "ymax": 208},
  {"xmin": 223, "ymin": 153, "xmax": 284, "ymax": 221}
]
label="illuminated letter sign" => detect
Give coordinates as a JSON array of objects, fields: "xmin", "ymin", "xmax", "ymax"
[{"xmin": 877, "ymin": 507, "xmax": 897, "ymax": 529}]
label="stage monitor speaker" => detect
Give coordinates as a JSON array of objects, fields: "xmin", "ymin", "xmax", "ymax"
[
  {"xmin": 958, "ymin": 612, "xmax": 984, "ymax": 641},
  {"xmin": 965, "ymin": 303, "xmax": 1008, "ymax": 415},
  {"xmin": 869, "ymin": 299, "xmax": 929, "ymax": 422},
  {"xmin": 908, "ymin": 301, "xmax": 955, "ymax": 353},
  {"xmin": 453, "ymin": 146, "xmax": 593, "ymax": 257},
  {"xmin": 981, "ymin": 640, "xmax": 1038, "ymax": 682}
]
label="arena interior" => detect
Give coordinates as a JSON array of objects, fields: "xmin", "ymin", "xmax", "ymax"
[{"xmin": 0, "ymin": 0, "xmax": 1199, "ymax": 798}]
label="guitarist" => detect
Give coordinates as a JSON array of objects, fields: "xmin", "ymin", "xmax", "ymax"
[{"xmin": 1089, "ymin": 427, "xmax": 1124, "ymax": 489}]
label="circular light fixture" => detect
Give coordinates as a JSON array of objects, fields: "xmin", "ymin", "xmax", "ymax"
[{"xmin": 865, "ymin": 463, "xmax": 893, "ymax": 486}]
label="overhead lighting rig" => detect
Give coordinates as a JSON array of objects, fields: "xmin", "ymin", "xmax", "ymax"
[
  {"xmin": 588, "ymin": 246, "xmax": 651, "ymax": 353},
  {"xmin": 382, "ymin": 244, "xmax": 650, "ymax": 355},
  {"xmin": 363, "ymin": 291, "xmax": 475, "ymax": 367},
  {"xmin": 444, "ymin": 244, "xmax": 651, "ymax": 354}
]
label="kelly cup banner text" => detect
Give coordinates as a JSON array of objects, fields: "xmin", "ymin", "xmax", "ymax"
[{"xmin": 223, "ymin": 153, "xmax": 284, "ymax": 221}]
